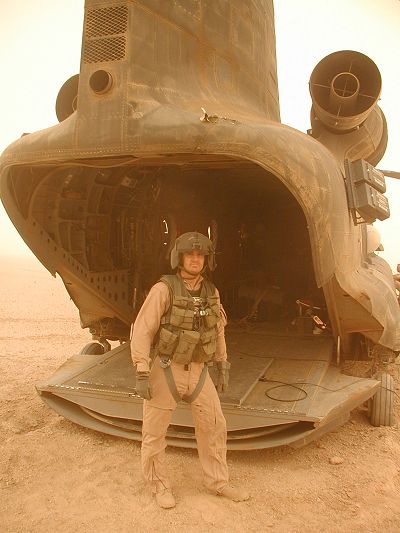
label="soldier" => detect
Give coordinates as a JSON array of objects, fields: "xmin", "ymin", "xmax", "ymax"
[{"xmin": 131, "ymin": 231, "xmax": 249, "ymax": 509}]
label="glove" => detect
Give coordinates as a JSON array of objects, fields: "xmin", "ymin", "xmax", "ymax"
[
  {"xmin": 216, "ymin": 361, "xmax": 231, "ymax": 393},
  {"xmin": 135, "ymin": 371, "xmax": 152, "ymax": 400}
]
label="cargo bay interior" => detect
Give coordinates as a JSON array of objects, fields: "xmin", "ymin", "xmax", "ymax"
[
  {"xmin": 116, "ymin": 155, "xmax": 327, "ymax": 331},
  {"xmin": 7, "ymin": 154, "xmax": 328, "ymax": 337}
]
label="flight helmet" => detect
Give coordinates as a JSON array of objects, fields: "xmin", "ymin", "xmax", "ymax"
[{"xmin": 170, "ymin": 232, "xmax": 216, "ymax": 271}]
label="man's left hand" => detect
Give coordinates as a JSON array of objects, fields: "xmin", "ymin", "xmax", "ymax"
[{"xmin": 216, "ymin": 361, "xmax": 231, "ymax": 393}]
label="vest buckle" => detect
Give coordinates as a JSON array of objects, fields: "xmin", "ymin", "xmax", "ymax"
[{"xmin": 159, "ymin": 357, "xmax": 171, "ymax": 369}]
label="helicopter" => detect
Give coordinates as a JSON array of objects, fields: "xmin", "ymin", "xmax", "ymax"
[{"xmin": 0, "ymin": 0, "xmax": 398, "ymax": 449}]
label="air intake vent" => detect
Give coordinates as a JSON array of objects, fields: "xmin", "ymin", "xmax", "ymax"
[
  {"xmin": 83, "ymin": 5, "xmax": 128, "ymax": 63},
  {"xmin": 83, "ymin": 36, "xmax": 126, "ymax": 63},
  {"xmin": 86, "ymin": 5, "xmax": 128, "ymax": 37}
]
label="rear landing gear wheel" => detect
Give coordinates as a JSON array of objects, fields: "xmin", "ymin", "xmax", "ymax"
[
  {"xmin": 79, "ymin": 342, "xmax": 105, "ymax": 355},
  {"xmin": 368, "ymin": 372, "xmax": 395, "ymax": 427}
]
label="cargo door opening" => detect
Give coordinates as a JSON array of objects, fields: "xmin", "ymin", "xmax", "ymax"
[
  {"xmin": 5, "ymin": 155, "xmax": 328, "ymax": 339},
  {"xmin": 135, "ymin": 156, "xmax": 328, "ymax": 335}
]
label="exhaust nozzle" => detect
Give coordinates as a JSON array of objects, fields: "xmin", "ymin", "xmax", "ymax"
[{"xmin": 310, "ymin": 50, "xmax": 381, "ymax": 132}]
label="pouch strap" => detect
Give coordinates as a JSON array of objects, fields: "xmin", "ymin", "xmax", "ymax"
[
  {"xmin": 162, "ymin": 362, "xmax": 208, "ymax": 404},
  {"xmin": 183, "ymin": 365, "xmax": 208, "ymax": 403},
  {"xmin": 162, "ymin": 364, "xmax": 182, "ymax": 403}
]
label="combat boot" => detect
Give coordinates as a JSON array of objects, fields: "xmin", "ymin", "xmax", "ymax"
[
  {"xmin": 155, "ymin": 488, "xmax": 176, "ymax": 509},
  {"xmin": 217, "ymin": 485, "xmax": 250, "ymax": 502}
]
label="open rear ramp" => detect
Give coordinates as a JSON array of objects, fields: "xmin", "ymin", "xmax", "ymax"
[{"xmin": 36, "ymin": 330, "xmax": 379, "ymax": 449}]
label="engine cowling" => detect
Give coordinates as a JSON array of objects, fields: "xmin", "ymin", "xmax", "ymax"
[
  {"xmin": 55, "ymin": 74, "xmax": 79, "ymax": 122},
  {"xmin": 309, "ymin": 50, "xmax": 387, "ymax": 165}
]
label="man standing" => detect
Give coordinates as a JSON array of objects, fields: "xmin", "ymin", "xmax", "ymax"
[{"xmin": 131, "ymin": 232, "xmax": 249, "ymax": 509}]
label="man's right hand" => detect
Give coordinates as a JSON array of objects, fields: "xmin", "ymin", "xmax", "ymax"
[{"xmin": 135, "ymin": 371, "xmax": 152, "ymax": 400}]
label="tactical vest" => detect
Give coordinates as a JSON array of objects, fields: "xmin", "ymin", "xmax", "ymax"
[{"xmin": 155, "ymin": 274, "xmax": 221, "ymax": 364}]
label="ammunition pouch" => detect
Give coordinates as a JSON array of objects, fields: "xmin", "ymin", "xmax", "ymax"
[
  {"xmin": 192, "ymin": 329, "xmax": 217, "ymax": 362},
  {"xmin": 173, "ymin": 330, "xmax": 201, "ymax": 364},
  {"xmin": 169, "ymin": 297, "xmax": 194, "ymax": 330},
  {"xmin": 156, "ymin": 327, "xmax": 217, "ymax": 364},
  {"xmin": 157, "ymin": 327, "xmax": 178, "ymax": 357},
  {"xmin": 204, "ymin": 296, "xmax": 220, "ymax": 328}
]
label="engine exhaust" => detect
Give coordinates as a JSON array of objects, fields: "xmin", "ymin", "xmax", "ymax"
[{"xmin": 309, "ymin": 50, "xmax": 381, "ymax": 132}]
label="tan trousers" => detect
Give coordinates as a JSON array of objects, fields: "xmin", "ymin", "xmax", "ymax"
[{"xmin": 141, "ymin": 358, "xmax": 229, "ymax": 493}]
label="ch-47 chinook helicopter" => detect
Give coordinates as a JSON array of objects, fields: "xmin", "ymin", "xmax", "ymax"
[{"xmin": 1, "ymin": 0, "xmax": 399, "ymax": 449}]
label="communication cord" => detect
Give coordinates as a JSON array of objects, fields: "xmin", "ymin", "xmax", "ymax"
[{"xmin": 259, "ymin": 378, "xmax": 399, "ymax": 402}]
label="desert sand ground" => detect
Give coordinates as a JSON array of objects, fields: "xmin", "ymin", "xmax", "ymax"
[{"xmin": 1, "ymin": 255, "xmax": 400, "ymax": 533}]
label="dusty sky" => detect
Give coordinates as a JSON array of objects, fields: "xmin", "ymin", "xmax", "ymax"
[{"xmin": 0, "ymin": 0, "xmax": 399, "ymax": 268}]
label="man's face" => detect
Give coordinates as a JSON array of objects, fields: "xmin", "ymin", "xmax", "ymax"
[{"xmin": 182, "ymin": 250, "xmax": 205, "ymax": 275}]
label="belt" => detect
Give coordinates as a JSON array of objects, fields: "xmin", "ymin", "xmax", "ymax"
[{"xmin": 160, "ymin": 358, "xmax": 208, "ymax": 404}]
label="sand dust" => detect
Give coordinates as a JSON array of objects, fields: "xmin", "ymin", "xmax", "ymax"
[{"xmin": 1, "ymin": 256, "xmax": 400, "ymax": 533}]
